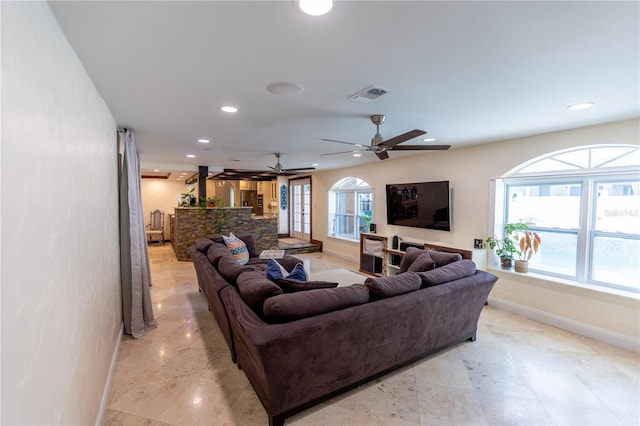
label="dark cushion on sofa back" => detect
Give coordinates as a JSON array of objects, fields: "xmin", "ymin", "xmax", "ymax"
[
  {"xmin": 416, "ymin": 259, "xmax": 476, "ymax": 288},
  {"xmin": 263, "ymin": 284, "xmax": 370, "ymax": 322},
  {"xmin": 407, "ymin": 251, "xmax": 435, "ymax": 272},
  {"xmin": 275, "ymin": 278, "xmax": 338, "ymax": 293},
  {"xmin": 207, "ymin": 243, "xmax": 232, "ymax": 267},
  {"xmin": 218, "ymin": 254, "xmax": 251, "ymax": 282},
  {"xmin": 196, "ymin": 238, "xmax": 215, "ymax": 254},
  {"xmin": 365, "ymin": 272, "xmax": 421, "ymax": 298},
  {"xmin": 236, "ymin": 270, "xmax": 283, "ymax": 313},
  {"xmin": 399, "ymin": 247, "xmax": 426, "ymax": 273},
  {"xmin": 237, "ymin": 235, "xmax": 258, "ymax": 258},
  {"xmin": 428, "ymin": 250, "xmax": 463, "ymax": 267}
]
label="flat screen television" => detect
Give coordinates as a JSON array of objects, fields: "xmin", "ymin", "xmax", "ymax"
[{"xmin": 386, "ymin": 180, "xmax": 451, "ymax": 231}]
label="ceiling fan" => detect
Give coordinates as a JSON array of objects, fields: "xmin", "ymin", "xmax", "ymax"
[
  {"xmin": 211, "ymin": 152, "xmax": 315, "ymax": 181},
  {"xmin": 321, "ymin": 114, "xmax": 451, "ymax": 160},
  {"xmin": 267, "ymin": 152, "xmax": 316, "ymax": 174}
]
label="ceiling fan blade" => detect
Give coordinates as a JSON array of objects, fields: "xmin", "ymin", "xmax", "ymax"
[
  {"xmin": 375, "ymin": 151, "xmax": 389, "ymax": 160},
  {"xmin": 390, "ymin": 144, "xmax": 451, "ymax": 151},
  {"xmin": 267, "ymin": 166, "xmax": 279, "ymax": 172},
  {"xmin": 380, "ymin": 129, "xmax": 426, "ymax": 148},
  {"xmin": 320, "ymin": 150, "xmax": 366, "ymax": 156},
  {"xmin": 281, "ymin": 167, "xmax": 316, "ymax": 172},
  {"xmin": 321, "ymin": 138, "xmax": 367, "ymax": 148}
]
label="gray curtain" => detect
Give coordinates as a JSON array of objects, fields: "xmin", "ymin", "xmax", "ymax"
[{"xmin": 119, "ymin": 129, "xmax": 157, "ymax": 338}]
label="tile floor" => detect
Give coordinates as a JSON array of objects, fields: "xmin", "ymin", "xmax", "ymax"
[{"xmin": 105, "ymin": 245, "xmax": 639, "ymax": 426}]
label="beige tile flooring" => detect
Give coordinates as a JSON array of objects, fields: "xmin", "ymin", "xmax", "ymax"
[{"xmin": 105, "ymin": 245, "xmax": 639, "ymax": 426}]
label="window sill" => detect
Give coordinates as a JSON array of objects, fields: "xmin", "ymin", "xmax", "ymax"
[
  {"xmin": 486, "ymin": 266, "xmax": 640, "ymax": 301},
  {"xmin": 327, "ymin": 235, "xmax": 359, "ymax": 244}
]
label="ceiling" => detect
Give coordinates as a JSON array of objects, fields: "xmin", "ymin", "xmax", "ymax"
[{"xmin": 49, "ymin": 1, "xmax": 639, "ymax": 181}]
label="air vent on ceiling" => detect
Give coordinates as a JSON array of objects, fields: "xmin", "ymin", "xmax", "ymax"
[{"xmin": 348, "ymin": 85, "xmax": 390, "ymax": 102}]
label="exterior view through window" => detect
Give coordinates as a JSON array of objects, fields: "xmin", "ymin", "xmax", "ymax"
[
  {"xmin": 328, "ymin": 177, "xmax": 372, "ymax": 241},
  {"xmin": 501, "ymin": 145, "xmax": 639, "ymax": 293}
]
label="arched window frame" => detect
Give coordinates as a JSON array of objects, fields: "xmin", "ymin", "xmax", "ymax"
[
  {"xmin": 493, "ymin": 145, "xmax": 640, "ymax": 293},
  {"xmin": 328, "ymin": 177, "xmax": 373, "ymax": 241}
]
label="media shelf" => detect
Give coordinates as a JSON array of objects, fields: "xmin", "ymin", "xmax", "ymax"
[
  {"xmin": 382, "ymin": 241, "xmax": 487, "ymax": 276},
  {"xmin": 359, "ymin": 234, "xmax": 387, "ymax": 277}
]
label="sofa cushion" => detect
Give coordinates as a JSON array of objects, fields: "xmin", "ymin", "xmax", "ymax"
[
  {"xmin": 207, "ymin": 243, "xmax": 233, "ymax": 267},
  {"xmin": 275, "ymin": 278, "xmax": 339, "ymax": 293},
  {"xmin": 364, "ymin": 272, "xmax": 421, "ymax": 298},
  {"xmin": 196, "ymin": 238, "xmax": 215, "ymax": 254},
  {"xmin": 237, "ymin": 234, "xmax": 258, "ymax": 258},
  {"xmin": 399, "ymin": 246, "xmax": 426, "ymax": 273},
  {"xmin": 267, "ymin": 259, "xmax": 307, "ymax": 282},
  {"xmin": 275, "ymin": 255, "xmax": 305, "ymax": 272},
  {"xmin": 416, "ymin": 259, "xmax": 476, "ymax": 288},
  {"xmin": 223, "ymin": 232, "xmax": 250, "ymax": 265},
  {"xmin": 263, "ymin": 284, "xmax": 370, "ymax": 322},
  {"xmin": 428, "ymin": 250, "xmax": 463, "ymax": 267},
  {"xmin": 407, "ymin": 251, "xmax": 436, "ymax": 272},
  {"xmin": 236, "ymin": 270, "xmax": 283, "ymax": 313},
  {"xmin": 218, "ymin": 254, "xmax": 252, "ymax": 282}
]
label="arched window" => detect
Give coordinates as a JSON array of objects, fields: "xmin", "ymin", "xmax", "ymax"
[
  {"xmin": 495, "ymin": 145, "xmax": 639, "ymax": 293},
  {"xmin": 328, "ymin": 177, "xmax": 373, "ymax": 241}
]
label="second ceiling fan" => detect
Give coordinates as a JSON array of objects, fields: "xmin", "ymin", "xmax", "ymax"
[{"xmin": 321, "ymin": 114, "xmax": 450, "ymax": 160}]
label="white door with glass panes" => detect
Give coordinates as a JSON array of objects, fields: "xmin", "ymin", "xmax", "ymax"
[{"xmin": 291, "ymin": 179, "xmax": 311, "ymax": 241}]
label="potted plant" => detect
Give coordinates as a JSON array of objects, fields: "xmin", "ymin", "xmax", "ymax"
[
  {"xmin": 514, "ymin": 230, "xmax": 542, "ymax": 273},
  {"xmin": 485, "ymin": 222, "xmax": 528, "ymax": 269},
  {"xmin": 179, "ymin": 187, "xmax": 196, "ymax": 207},
  {"xmin": 206, "ymin": 196, "xmax": 223, "ymax": 208}
]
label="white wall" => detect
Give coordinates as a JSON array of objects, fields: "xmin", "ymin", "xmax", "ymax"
[
  {"xmin": 313, "ymin": 119, "xmax": 640, "ymax": 348},
  {"xmin": 141, "ymin": 179, "xmax": 188, "ymax": 240},
  {"xmin": 1, "ymin": 2, "xmax": 122, "ymax": 424}
]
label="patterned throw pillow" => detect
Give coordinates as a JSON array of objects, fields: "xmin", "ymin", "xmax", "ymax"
[
  {"xmin": 222, "ymin": 232, "xmax": 249, "ymax": 265},
  {"xmin": 267, "ymin": 259, "xmax": 307, "ymax": 282}
]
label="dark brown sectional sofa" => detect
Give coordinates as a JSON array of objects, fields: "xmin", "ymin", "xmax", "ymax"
[{"xmin": 189, "ymin": 238, "xmax": 498, "ymax": 426}]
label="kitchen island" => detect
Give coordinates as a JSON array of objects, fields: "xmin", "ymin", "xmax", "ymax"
[{"xmin": 170, "ymin": 207, "xmax": 277, "ymax": 261}]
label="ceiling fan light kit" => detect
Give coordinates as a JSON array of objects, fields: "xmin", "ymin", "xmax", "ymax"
[{"xmin": 321, "ymin": 115, "xmax": 451, "ymax": 160}]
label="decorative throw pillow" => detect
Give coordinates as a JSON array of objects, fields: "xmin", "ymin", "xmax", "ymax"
[
  {"xmin": 428, "ymin": 250, "xmax": 463, "ymax": 267},
  {"xmin": 407, "ymin": 251, "xmax": 436, "ymax": 272},
  {"xmin": 416, "ymin": 259, "xmax": 476, "ymax": 288},
  {"xmin": 275, "ymin": 278, "xmax": 338, "ymax": 293},
  {"xmin": 365, "ymin": 272, "xmax": 421, "ymax": 298},
  {"xmin": 223, "ymin": 232, "xmax": 249, "ymax": 265},
  {"xmin": 267, "ymin": 259, "xmax": 307, "ymax": 282},
  {"xmin": 399, "ymin": 246, "xmax": 426, "ymax": 273}
]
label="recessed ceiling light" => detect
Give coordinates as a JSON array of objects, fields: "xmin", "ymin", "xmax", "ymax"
[
  {"xmin": 312, "ymin": 163, "xmax": 318, "ymax": 167},
  {"xmin": 198, "ymin": 139, "xmax": 210, "ymax": 143},
  {"xmin": 153, "ymin": 169, "xmax": 160, "ymax": 172},
  {"xmin": 299, "ymin": 0, "xmax": 333, "ymax": 16},
  {"xmin": 355, "ymin": 143, "xmax": 363, "ymax": 147},
  {"xmin": 353, "ymin": 152, "xmax": 362, "ymax": 157},
  {"xmin": 422, "ymin": 138, "xmax": 435, "ymax": 142},
  {"xmin": 221, "ymin": 106, "xmax": 238, "ymax": 113},
  {"xmin": 567, "ymin": 102, "xmax": 595, "ymax": 111},
  {"xmin": 186, "ymin": 154, "xmax": 196, "ymax": 158},
  {"xmin": 181, "ymin": 172, "xmax": 188, "ymax": 175}
]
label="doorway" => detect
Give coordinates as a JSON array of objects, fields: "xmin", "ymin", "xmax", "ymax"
[{"xmin": 290, "ymin": 178, "xmax": 311, "ymax": 242}]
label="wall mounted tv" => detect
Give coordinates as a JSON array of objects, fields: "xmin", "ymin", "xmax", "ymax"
[{"xmin": 386, "ymin": 180, "xmax": 451, "ymax": 231}]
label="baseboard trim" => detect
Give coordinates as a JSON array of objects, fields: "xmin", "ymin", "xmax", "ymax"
[
  {"xmin": 95, "ymin": 323, "xmax": 124, "ymax": 425},
  {"xmin": 488, "ymin": 297, "xmax": 639, "ymax": 353},
  {"xmin": 323, "ymin": 248, "xmax": 358, "ymax": 264}
]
